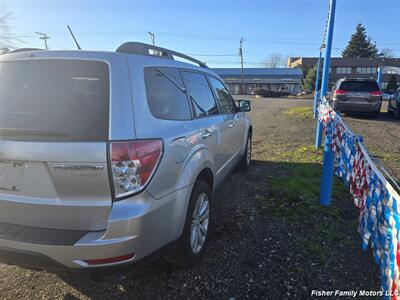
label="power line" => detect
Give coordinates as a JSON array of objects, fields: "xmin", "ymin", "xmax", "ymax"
[{"xmin": 186, "ymin": 53, "xmax": 237, "ymax": 57}]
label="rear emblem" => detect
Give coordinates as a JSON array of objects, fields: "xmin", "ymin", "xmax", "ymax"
[{"xmin": 53, "ymin": 164, "xmax": 104, "ymax": 177}]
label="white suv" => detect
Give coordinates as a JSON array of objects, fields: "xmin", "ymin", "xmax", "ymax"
[{"xmin": 0, "ymin": 42, "xmax": 252, "ymax": 270}]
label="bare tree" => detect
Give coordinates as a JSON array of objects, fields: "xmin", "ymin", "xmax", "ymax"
[
  {"xmin": 261, "ymin": 53, "xmax": 287, "ymax": 68},
  {"xmin": 379, "ymin": 48, "xmax": 395, "ymax": 58},
  {"xmin": 0, "ymin": 7, "xmax": 21, "ymax": 52}
]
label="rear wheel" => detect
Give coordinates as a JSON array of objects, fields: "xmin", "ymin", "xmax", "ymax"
[
  {"xmin": 164, "ymin": 180, "xmax": 211, "ymax": 267},
  {"xmin": 369, "ymin": 110, "xmax": 380, "ymax": 118},
  {"xmin": 395, "ymin": 104, "xmax": 400, "ymax": 119}
]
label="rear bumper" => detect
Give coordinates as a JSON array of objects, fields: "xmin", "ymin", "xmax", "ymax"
[
  {"xmin": 0, "ymin": 186, "xmax": 192, "ymax": 270},
  {"xmin": 333, "ymin": 100, "xmax": 381, "ymax": 113}
]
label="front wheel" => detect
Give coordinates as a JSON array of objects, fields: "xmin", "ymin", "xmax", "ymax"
[
  {"xmin": 238, "ymin": 132, "xmax": 252, "ymax": 171},
  {"xmin": 164, "ymin": 180, "xmax": 211, "ymax": 267}
]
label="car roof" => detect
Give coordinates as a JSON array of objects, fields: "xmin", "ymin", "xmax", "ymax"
[
  {"xmin": 1, "ymin": 48, "xmax": 220, "ymax": 79},
  {"xmin": 338, "ymin": 77, "xmax": 377, "ymax": 82}
]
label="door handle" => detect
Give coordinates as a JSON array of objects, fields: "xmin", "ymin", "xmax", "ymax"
[
  {"xmin": 228, "ymin": 122, "xmax": 236, "ymax": 128},
  {"xmin": 202, "ymin": 130, "xmax": 212, "ymax": 139}
]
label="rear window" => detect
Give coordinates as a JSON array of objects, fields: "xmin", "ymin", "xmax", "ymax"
[
  {"xmin": 339, "ymin": 80, "xmax": 380, "ymax": 92},
  {"xmin": 0, "ymin": 59, "xmax": 109, "ymax": 141},
  {"xmin": 144, "ymin": 67, "xmax": 191, "ymax": 120}
]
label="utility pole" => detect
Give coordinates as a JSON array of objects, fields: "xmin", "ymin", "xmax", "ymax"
[
  {"xmin": 35, "ymin": 32, "xmax": 50, "ymax": 50},
  {"xmin": 148, "ymin": 32, "xmax": 155, "ymax": 46},
  {"xmin": 239, "ymin": 38, "xmax": 244, "ymax": 94}
]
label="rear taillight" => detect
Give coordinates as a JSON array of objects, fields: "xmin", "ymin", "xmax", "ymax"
[
  {"xmin": 110, "ymin": 139, "xmax": 163, "ymax": 199},
  {"xmin": 368, "ymin": 91, "xmax": 383, "ymax": 96},
  {"xmin": 335, "ymin": 89, "xmax": 348, "ymax": 95}
]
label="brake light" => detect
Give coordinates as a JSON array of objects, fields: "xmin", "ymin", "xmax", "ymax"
[
  {"xmin": 335, "ymin": 89, "xmax": 348, "ymax": 95},
  {"xmin": 368, "ymin": 91, "xmax": 383, "ymax": 96},
  {"xmin": 110, "ymin": 139, "xmax": 163, "ymax": 199}
]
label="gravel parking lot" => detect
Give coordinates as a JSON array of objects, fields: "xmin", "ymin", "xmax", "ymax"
[
  {"xmin": 1, "ymin": 97, "xmax": 398, "ymax": 299},
  {"xmin": 342, "ymin": 101, "xmax": 400, "ymax": 184}
]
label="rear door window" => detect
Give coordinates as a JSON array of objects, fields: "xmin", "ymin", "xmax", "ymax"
[
  {"xmin": 181, "ymin": 71, "xmax": 218, "ymax": 118},
  {"xmin": 339, "ymin": 81, "xmax": 380, "ymax": 92},
  {"xmin": 0, "ymin": 59, "xmax": 109, "ymax": 141},
  {"xmin": 144, "ymin": 67, "xmax": 191, "ymax": 120}
]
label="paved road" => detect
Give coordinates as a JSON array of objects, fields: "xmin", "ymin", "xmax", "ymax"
[{"xmin": 0, "ymin": 97, "xmax": 393, "ymax": 299}]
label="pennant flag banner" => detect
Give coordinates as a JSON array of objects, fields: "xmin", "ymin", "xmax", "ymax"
[{"xmin": 318, "ymin": 98, "xmax": 400, "ymax": 299}]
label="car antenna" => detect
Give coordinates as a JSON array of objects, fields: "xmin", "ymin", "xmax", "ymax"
[{"xmin": 67, "ymin": 25, "xmax": 82, "ymax": 50}]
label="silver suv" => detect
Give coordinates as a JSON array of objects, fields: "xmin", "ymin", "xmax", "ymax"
[{"xmin": 0, "ymin": 42, "xmax": 252, "ymax": 270}]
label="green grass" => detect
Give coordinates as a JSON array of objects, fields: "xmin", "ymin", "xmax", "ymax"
[
  {"xmin": 284, "ymin": 106, "xmax": 313, "ymax": 119},
  {"xmin": 256, "ymin": 143, "xmax": 348, "ymax": 220},
  {"xmin": 254, "ymin": 104, "xmax": 363, "ymax": 268}
]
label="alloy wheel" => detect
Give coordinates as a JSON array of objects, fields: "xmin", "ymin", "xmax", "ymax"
[{"xmin": 190, "ymin": 193, "xmax": 209, "ymax": 254}]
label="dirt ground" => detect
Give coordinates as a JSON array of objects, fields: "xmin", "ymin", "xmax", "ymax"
[{"xmin": 1, "ymin": 97, "xmax": 397, "ymax": 299}]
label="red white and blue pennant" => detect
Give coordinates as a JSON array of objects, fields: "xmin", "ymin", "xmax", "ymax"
[{"xmin": 318, "ymin": 98, "xmax": 400, "ymax": 298}]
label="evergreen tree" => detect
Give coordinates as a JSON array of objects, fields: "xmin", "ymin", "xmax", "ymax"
[
  {"xmin": 342, "ymin": 24, "xmax": 379, "ymax": 58},
  {"xmin": 303, "ymin": 66, "xmax": 321, "ymax": 92},
  {"xmin": 386, "ymin": 75, "xmax": 398, "ymax": 92}
]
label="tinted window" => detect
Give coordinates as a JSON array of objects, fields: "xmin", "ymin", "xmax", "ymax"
[
  {"xmin": 0, "ymin": 59, "xmax": 109, "ymax": 141},
  {"xmin": 144, "ymin": 67, "xmax": 191, "ymax": 120},
  {"xmin": 339, "ymin": 81, "xmax": 380, "ymax": 92},
  {"xmin": 209, "ymin": 77, "xmax": 236, "ymax": 114},
  {"xmin": 182, "ymin": 71, "xmax": 218, "ymax": 118}
]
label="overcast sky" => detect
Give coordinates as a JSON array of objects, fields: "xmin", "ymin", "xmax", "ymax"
[{"xmin": 2, "ymin": 0, "xmax": 400, "ymax": 67}]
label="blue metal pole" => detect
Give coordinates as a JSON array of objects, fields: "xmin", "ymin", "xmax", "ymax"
[
  {"xmin": 315, "ymin": 0, "xmax": 336, "ymax": 149},
  {"xmin": 377, "ymin": 67, "xmax": 383, "ymax": 89},
  {"xmin": 313, "ymin": 51, "xmax": 323, "ymax": 119},
  {"xmin": 319, "ymin": 0, "xmax": 337, "ymax": 207}
]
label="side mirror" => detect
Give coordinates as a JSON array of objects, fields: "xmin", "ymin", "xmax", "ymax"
[{"xmin": 238, "ymin": 100, "xmax": 251, "ymax": 112}]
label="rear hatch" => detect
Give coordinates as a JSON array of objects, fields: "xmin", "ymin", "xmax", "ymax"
[
  {"xmin": 0, "ymin": 58, "xmax": 112, "ymax": 231},
  {"xmin": 336, "ymin": 80, "xmax": 382, "ymax": 103}
]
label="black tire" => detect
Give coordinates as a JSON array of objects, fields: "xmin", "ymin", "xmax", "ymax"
[
  {"xmin": 369, "ymin": 110, "xmax": 380, "ymax": 118},
  {"xmin": 395, "ymin": 104, "xmax": 400, "ymax": 119},
  {"xmin": 238, "ymin": 132, "xmax": 252, "ymax": 171},
  {"xmin": 164, "ymin": 180, "xmax": 212, "ymax": 267}
]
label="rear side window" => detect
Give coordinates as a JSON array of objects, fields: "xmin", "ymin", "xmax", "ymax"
[
  {"xmin": 181, "ymin": 71, "xmax": 218, "ymax": 118},
  {"xmin": 208, "ymin": 77, "xmax": 236, "ymax": 114},
  {"xmin": 0, "ymin": 59, "xmax": 109, "ymax": 141},
  {"xmin": 144, "ymin": 67, "xmax": 191, "ymax": 120},
  {"xmin": 339, "ymin": 81, "xmax": 380, "ymax": 92}
]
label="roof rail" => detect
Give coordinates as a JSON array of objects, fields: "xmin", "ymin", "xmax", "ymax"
[
  {"xmin": 116, "ymin": 42, "xmax": 208, "ymax": 69},
  {"xmin": 9, "ymin": 48, "xmax": 42, "ymax": 54}
]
